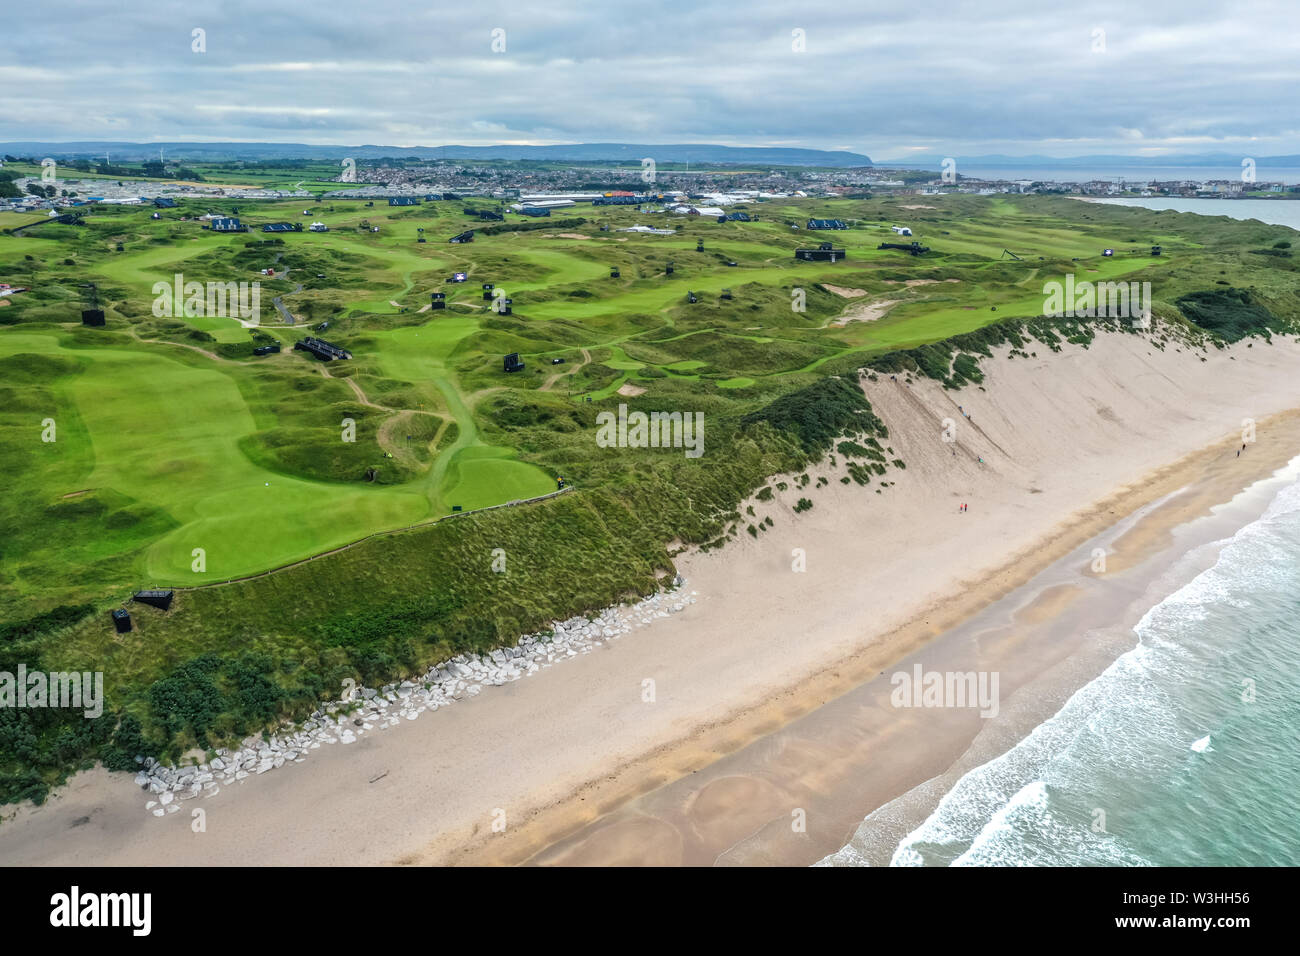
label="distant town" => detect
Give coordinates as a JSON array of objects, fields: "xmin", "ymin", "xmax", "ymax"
[{"xmin": 1, "ymin": 152, "xmax": 1295, "ymax": 216}]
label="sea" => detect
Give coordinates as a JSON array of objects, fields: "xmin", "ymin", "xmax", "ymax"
[
  {"xmin": 888, "ymin": 164, "xmax": 1300, "ymax": 186},
  {"xmin": 822, "ymin": 466, "xmax": 1300, "ymax": 867},
  {"xmin": 1091, "ymin": 197, "xmax": 1300, "ymax": 232}
]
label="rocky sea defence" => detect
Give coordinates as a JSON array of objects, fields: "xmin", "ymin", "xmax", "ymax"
[{"xmin": 133, "ymin": 584, "xmax": 696, "ymax": 816}]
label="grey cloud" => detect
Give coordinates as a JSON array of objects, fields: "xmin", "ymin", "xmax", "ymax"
[{"xmin": 5, "ymin": 0, "xmax": 1296, "ymax": 156}]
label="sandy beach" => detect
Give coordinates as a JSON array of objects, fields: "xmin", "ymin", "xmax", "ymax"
[{"xmin": 2, "ymin": 328, "xmax": 1299, "ymax": 866}]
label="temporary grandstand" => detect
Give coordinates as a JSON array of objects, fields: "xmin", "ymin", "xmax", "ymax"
[
  {"xmin": 294, "ymin": 336, "xmax": 353, "ymax": 361},
  {"xmin": 877, "ymin": 240, "xmax": 930, "ymax": 256},
  {"xmin": 795, "ymin": 241, "xmax": 847, "ymax": 262},
  {"xmin": 133, "ymin": 589, "xmax": 175, "ymax": 610}
]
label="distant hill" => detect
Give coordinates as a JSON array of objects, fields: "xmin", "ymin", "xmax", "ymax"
[
  {"xmin": 877, "ymin": 152, "xmax": 1300, "ymax": 168},
  {"xmin": 0, "ymin": 141, "xmax": 872, "ymax": 168}
]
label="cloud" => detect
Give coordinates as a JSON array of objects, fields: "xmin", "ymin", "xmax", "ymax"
[{"xmin": 4, "ymin": 0, "xmax": 1296, "ymax": 156}]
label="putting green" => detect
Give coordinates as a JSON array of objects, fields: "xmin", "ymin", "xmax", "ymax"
[{"xmin": 440, "ymin": 445, "xmax": 556, "ymax": 511}]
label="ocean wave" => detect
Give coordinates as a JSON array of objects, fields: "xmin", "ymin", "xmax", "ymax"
[{"xmin": 824, "ymin": 469, "xmax": 1300, "ymax": 866}]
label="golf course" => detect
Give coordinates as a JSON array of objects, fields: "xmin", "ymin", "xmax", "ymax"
[{"xmin": 4, "ymin": 178, "xmax": 1298, "ymax": 801}]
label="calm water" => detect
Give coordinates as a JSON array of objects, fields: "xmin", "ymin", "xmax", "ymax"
[
  {"xmin": 1093, "ymin": 197, "xmax": 1300, "ymax": 231},
  {"xmin": 889, "ymin": 165, "xmax": 1300, "ymax": 186},
  {"xmin": 824, "ymin": 473, "xmax": 1300, "ymax": 866}
]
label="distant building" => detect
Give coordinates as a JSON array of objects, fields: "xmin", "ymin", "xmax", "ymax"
[
  {"xmin": 261, "ymin": 222, "xmax": 302, "ymax": 232},
  {"xmin": 620, "ymin": 224, "xmax": 675, "ymax": 235},
  {"xmin": 890, "ymin": 225, "xmax": 912, "ymax": 236},
  {"xmin": 308, "ymin": 221, "xmax": 328, "ymax": 232},
  {"xmin": 807, "ymin": 218, "xmax": 847, "ymax": 230},
  {"xmin": 388, "ymin": 197, "xmax": 421, "ymax": 206},
  {"xmin": 449, "ymin": 230, "xmax": 475, "ymax": 243},
  {"xmin": 209, "ymin": 217, "xmax": 244, "ymax": 232},
  {"xmin": 153, "ymin": 197, "xmax": 177, "ymax": 208},
  {"xmin": 672, "ymin": 205, "xmax": 724, "ymax": 218}
]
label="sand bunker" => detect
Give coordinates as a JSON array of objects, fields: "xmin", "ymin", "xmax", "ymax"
[
  {"xmin": 822, "ymin": 284, "xmax": 868, "ymax": 298},
  {"xmin": 882, "ymin": 278, "xmax": 961, "ymax": 287},
  {"xmin": 618, "ymin": 382, "xmax": 647, "ymax": 397},
  {"xmin": 900, "ymin": 204, "xmax": 936, "ymax": 210},
  {"xmin": 833, "ymin": 298, "xmax": 900, "ymax": 325},
  {"xmin": 547, "ymin": 233, "xmax": 590, "ymax": 240}
]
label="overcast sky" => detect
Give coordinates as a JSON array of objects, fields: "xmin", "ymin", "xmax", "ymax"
[{"xmin": 4, "ymin": 0, "xmax": 1297, "ymax": 158}]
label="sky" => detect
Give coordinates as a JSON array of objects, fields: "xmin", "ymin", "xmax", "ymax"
[{"xmin": 4, "ymin": 0, "xmax": 1298, "ymax": 159}]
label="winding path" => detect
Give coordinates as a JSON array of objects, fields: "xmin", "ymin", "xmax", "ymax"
[{"xmin": 541, "ymin": 347, "xmax": 592, "ymax": 391}]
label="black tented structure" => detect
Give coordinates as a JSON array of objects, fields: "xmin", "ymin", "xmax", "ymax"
[{"xmin": 134, "ymin": 589, "xmax": 175, "ymax": 610}]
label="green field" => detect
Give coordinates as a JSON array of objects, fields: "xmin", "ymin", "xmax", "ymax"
[{"xmin": 3, "ymin": 186, "xmax": 1298, "ymax": 801}]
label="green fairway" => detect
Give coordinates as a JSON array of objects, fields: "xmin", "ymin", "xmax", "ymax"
[{"xmin": 0, "ymin": 332, "xmax": 428, "ymax": 585}]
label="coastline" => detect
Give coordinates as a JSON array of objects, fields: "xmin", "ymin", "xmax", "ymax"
[
  {"xmin": 1, "ymin": 330, "xmax": 1299, "ymax": 867},
  {"xmin": 519, "ymin": 451, "xmax": 1300, "ymax": 866}
]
